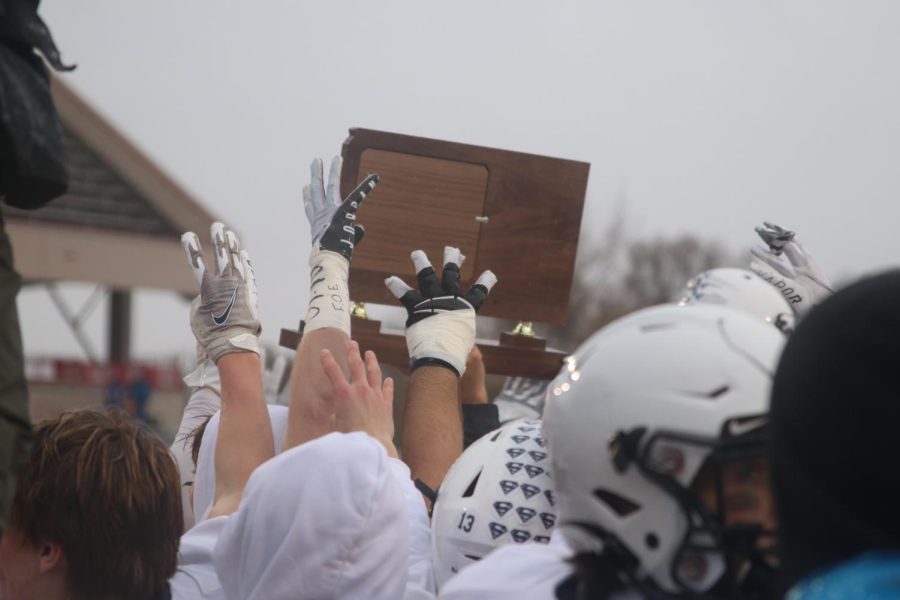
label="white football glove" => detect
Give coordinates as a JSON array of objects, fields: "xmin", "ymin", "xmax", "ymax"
[
  {"xmin": 182, "ymin": 352, "xmax": 221, "ymax": 395},
  {"xmin": 303, "ymin": 156, "xmax": 378, "ymax": 261},
  {"xmin": 750, "ymin": 222, "xmax": 833, "ymax": 316},
  {"xmin": 181, "ymin": 222, "xmax": 261, "ymax": 363},
  {"xmin": 303, "ymin": 156, "xmax": 379, "ymax": 335},
  {"xmin": 385, "ymin": 247, "xmax": 497, "ymax": 376}
]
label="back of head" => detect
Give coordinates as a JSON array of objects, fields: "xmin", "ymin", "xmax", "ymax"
[
  {"xmin": 431, "ymin": 418, "xmax": 557, "ymax": 588},
  {"xmin": 770, "ymin": 270, "xmax": 900, "ymax": 588},
  {"xmin": 543, "ymin": 303, "xmax": 784, "ymax": 596},
  {"xmin": 11, "ymin": 409, "xmax": 182, "ymax": 599}
]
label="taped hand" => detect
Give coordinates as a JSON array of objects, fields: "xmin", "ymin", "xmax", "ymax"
[{"xmin": 385, "ymin": 247, "xmax": 497, "ymax": 376}]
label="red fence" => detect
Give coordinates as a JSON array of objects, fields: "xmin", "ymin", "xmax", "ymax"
[{"xmin": 26, "ymin": 357, "xmax": 184, "ymax": 392}]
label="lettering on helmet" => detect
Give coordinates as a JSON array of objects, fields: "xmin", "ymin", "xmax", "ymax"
[
  {"xmin": 494, "ymin": 501, "xmax": 513, "ymax": 517},
  {"xmin": 540, "ymin": 512, "xmax": 556, "ymax": 529},
  {"xmin": 516, "ymin": 507, "xmax": 537, "ymax": 523},
  {"xmin": 528, "ymin": 451, "xmax": 547, "ymax": 463},
  {"xmin": 511, "ymin": 529, "xmax": 532, "ymax": 543},
  {"xmin": 500, "ymin": 480, "xmax": 519, "ymax": 495},
  {"xmin": 521, "ymin": 484, "xmax": 540, "ymax": 499},
  {"xmin": 755, "ymin": 270, "xmax": 804, "ymax": 304},
  {"xmin": 524, "ymin": 465, "xmax": 544, "ymax": 479}
]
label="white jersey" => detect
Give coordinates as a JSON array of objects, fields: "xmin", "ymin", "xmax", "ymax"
[
  {"xmin": 170, "ymin": 387, "xmax": 221, "ymax": 532},
  {"xmin": 391, "ymin": 458, "xmax": 437, "ymax": 599},
  {"xmin": 169, "ymin": 515, "xmax": 228, "ymax": 599},
  {"xmin": 438, "ymin": 531, "xmax": 573, "ymax": 600},
  {"xmin": 192, "ymin": 406, "xmax": 435, "ymax": 599},
  {"xmin": 192, "ymin": 404, "xmax": 290, "ymax": 524},
  {"xmin": 439, "ymin": 532, "xmax": 642, "ymax": 600}
]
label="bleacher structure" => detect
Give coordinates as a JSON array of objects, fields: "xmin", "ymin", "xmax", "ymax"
[{"xmin": 4, "ymin": 77, "xmax": 219, "ymax": 364}]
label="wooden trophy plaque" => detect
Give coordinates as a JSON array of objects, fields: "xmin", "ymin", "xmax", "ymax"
[{"xmin": 280, "ymin": 128, "xmax": 590, "ymax": 379}]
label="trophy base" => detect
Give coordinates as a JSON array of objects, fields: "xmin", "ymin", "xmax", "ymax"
[{"xmin": 280, "ymin": 316, "xmax": 564, "ymax": 379}]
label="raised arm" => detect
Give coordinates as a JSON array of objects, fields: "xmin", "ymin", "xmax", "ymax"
[
  {"xmin": 282, "ymin": 156, "xmax": 379, "ymax": 450},
  {"xmin": 181, "ymin": 223, "xmax": 273, "ymax": 518},
  {"xmin": 750, "ymin": 221, "xmax": 833, "ymax": 316},
  {"xmin": 385, "ymin": 246, "xmax": 497, "ymax": 506}
]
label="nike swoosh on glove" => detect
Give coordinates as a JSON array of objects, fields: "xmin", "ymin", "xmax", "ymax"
[
  {"xmin": 182, "ymin": 222, "xmax": 261, "ymax": 363},
  {"xmin": 385, "ymin": 246, "xmax": 497, "ymax": 376}
]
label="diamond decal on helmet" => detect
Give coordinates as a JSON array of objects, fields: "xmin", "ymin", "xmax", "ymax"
[
  {"xmin": 524, "ymin": 465, "xmax": 544, "ymax": 479},
  {"xmin": 521, "ymin": 484, "xmax": 540, "ymax": 499},
  {"xmin": 528, "ymin": 450, "xmax": 547, "ymax": 462},
  {"xmin": 493, "ymin": 501, "xmax": 512, "ymax": 517},
  {"xmin": 516, "ymin": 506, "xmax": 536, "ymax": 523},
  {"xmin": 540, "ymin": 512, "xmax": 556, "ymax": 529},
  {"xmin": 506, "ymin": 462, "xmax": 523, "ymax": 475},
  {"xmin": 544, "ymin": 489, "xmax": 556, "ymax": 506},
  {"xmin": 500, "ymin": 480, "xmax": 519, "ymax": 495},
  {"xmin": 511, "ymin": 529, "xmax": 532, "ymax": 543},
  {"xmin": 506, "ymin": 448, "xmax": 526, "ymax": 458},
  {"xmin": 534, "ymin": 535, "xmax": 551, "ymax": 544},
  {"xmin": 489, "ymin": 522, "xmax": 508, "ymax": 540},
  {"xmin": 511, "ymin": 435, "xmax": 530, "ymax": 444},
  {"xmin": 534, "ymin": 436, "xmax": 546, "ymax": 448}
]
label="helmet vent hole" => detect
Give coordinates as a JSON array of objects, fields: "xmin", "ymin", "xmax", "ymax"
[
  {"xmin": 593, "ymin": 488, "xmax": 640, "ymax": 517},
  {"xmin": 640, "ymin": 323, "xmax": 675, "ymax": 333},
  {"xmin": 645, "ymin": 533, "xmax": 660, "ymax": 549},
  {"xmin": 489, "ymin": 430, "xmax": 503, "ymax": 442},
  {"xmin": 462, "ymin": 469, "xmax": 483, "ymax": 498},
  {"xmin": 707, "ymin": 385, "xmax": 730, "ymax": 399}
]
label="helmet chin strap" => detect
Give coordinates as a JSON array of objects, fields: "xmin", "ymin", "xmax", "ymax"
[
  {"xmin": 708, "ymin": 524, "xmax": 778, "ymax": 599},
  {"xmin": 560, "ymin": 520, "xmax": 672, "ymax": 599}
]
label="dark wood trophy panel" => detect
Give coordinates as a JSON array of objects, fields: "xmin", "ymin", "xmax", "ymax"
[
  {"xmin": 350, "ymin": 149, "xmax": 487, "ymax": 285},
  {"xmin": 281, "ymin": 129, "xmax": 589, "ymax": 379}
]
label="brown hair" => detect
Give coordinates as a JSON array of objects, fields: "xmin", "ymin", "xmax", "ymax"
[
  {"xmin": 10, "ymin": 409, "xmax": 182, "ymax": 600},
  {"xmin": 178, "ymin": 412, "xmax": 215, "ymax": 470}
]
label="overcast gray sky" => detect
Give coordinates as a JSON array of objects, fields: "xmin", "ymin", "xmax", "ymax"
[{"xmin": 18, "ymin": 0, "xmax": 900, "ymax": 360}]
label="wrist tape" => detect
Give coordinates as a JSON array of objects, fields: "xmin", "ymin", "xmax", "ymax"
[
  {"xmin": 304, "ymin": 249, "xmax": 351, "ymax": 335},
  {"xmin": 406, "ymin": 309, "xmax": 475, "ymax": 377}
]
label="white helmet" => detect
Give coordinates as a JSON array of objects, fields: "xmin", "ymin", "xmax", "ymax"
[
  {"xmin": 543, "ymin": 303, "xmax": 784, "ymax": 595},
  {"xmin": 679, "ymin": 267, "xmax": 795, "ymax": 334},
  {"xmin": 431, "ymin": 419, "xmax": 557, "ymax": 588}
]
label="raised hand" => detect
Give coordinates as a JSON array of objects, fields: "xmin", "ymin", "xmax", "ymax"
[
  {"xmin": 319, "ymin": 341, "xmax": 397, "ymax": 457},
  {"xmin": 303, "ymin": 156, "xmax": 378, "ymax": 334},
  {"xmin": 750, "ymin": 222, "xmax": 833, "ymax": 316},
  {"xmin": 754, "ymin": 221, "xmax": 795, "ymax": 255},
  {"xmin": 385, "ymin": 246, "xmax": 497, "ymax": 376},
  {"xmin": 181, "ymin": 222, "xmax": 260, "ymax": 363},
  {"xmin": 302, "ymin": 156, "xmax": 379, "ymax": 260}
]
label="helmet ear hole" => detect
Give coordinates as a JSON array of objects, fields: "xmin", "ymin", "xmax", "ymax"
[
  {"xmin": 462, "ymin": 468, "xmax": 483, "ymax": 498},
  {"xmin": 593, "ymin": 487, "xmax": 640, "ymax": 517}
]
